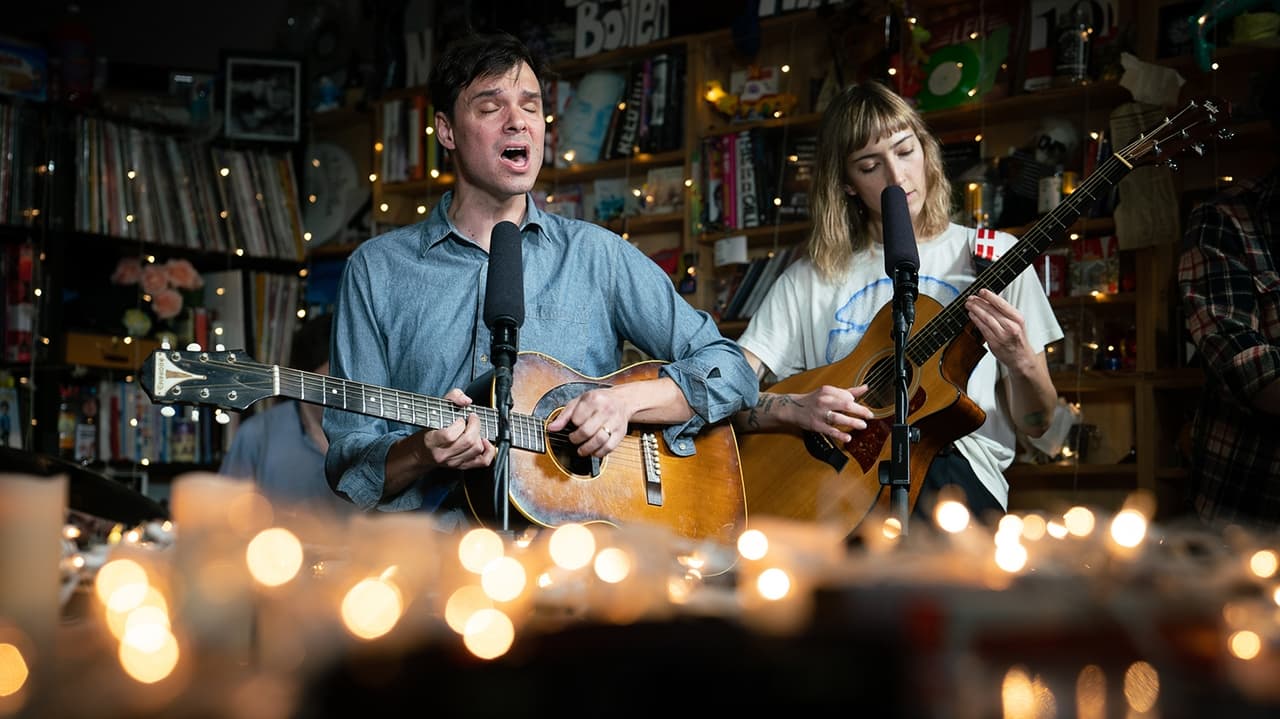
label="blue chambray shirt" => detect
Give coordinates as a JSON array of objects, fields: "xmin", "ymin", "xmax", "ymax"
[{"xmin": 323, "ymin": 192, "xmax": 758, "ymax": 512}]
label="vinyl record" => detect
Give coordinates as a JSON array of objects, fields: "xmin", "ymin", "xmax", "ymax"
[
  {"xmin": 917, "ymin": 43, "xmax": 981, "ymax": 112},
  {"xmin": 302, "ymin": 142, "xmax": 361, "ymax": 247}
]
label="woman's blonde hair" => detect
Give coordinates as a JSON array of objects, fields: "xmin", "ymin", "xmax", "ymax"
[{"xmin": 807, "ymin": 82, "xmax": 951, "ymax": 280}]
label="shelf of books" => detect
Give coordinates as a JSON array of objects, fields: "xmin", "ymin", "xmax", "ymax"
[
  {"xmin": 1, "ymin": 97, "xmax": 311, "ymax": 464},
  {"xmin": 72, "ymin": 115, "xmax": 307, "ymax": 261}
]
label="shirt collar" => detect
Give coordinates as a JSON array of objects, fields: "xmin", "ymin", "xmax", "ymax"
[{"xmin": 420, "ymin": 191, "xmax": 550, "ymax": 255}]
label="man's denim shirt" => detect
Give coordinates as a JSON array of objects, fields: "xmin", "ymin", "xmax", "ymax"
[{"xmin": 323, "ymin": 192, "xmax": 759, "ymax": 512}]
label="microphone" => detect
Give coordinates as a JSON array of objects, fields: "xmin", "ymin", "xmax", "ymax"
[
  {"xmin": 881, "ymin": 185, "xmax": 919, "ymax": 292},
  {"xmin": 881, "ymin": 186, "xmax": 919, "ymax": 329},
  {"xmin": 484, "ymin": 220, "xmax": 524, "ymax": 531},
  {"xmin": 484, "ymin": 221, "xmax": 525, "ymax": 372}
]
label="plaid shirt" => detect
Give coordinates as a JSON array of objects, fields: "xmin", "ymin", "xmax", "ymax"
[{"xmin": 1177, "ymin": 169, "xmax": 1280, "ymax": 530}]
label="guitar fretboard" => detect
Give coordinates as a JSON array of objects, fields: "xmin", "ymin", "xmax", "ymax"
[
  {"xmin": 249, "ymin": 361, "xmax": 547, "ymax": 454},
  {"xmin": 913, "ymin": 156, "xmax": 1130, "ymax": 363}
]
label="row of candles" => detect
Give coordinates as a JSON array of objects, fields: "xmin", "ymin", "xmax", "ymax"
[{"xmin": 1, "ymin": 471, "xmax": 1277, "ymax": 717}]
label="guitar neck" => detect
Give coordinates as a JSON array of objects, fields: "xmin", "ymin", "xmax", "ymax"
[
  {"xmin": 907, "ymin": 154, "xmax": 1132, "ymax": 365},
  {"xmin": 187, "ymin": 356, "xmax": 549, "ymax": 455},
  {"xmin": 280, "ymin": 366, "xmax": 547, "ymax": 453}
]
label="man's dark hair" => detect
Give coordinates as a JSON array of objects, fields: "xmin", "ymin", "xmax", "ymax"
[
  {"xmin": 428, "ymin": 31, "xmax": 548, "ymax": 119},
  {"xmin": 290, "ymin": 313, "xmax": 333, "ymax": 372}
]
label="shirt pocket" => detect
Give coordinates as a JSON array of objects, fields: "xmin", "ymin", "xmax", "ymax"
[
  {"xmin": 526, "ymin": 300, "xmax": 592, "ymax": 369},
  {"xmin": 529, "ymin": 301, "xmax": 584, "ymax": 325}
]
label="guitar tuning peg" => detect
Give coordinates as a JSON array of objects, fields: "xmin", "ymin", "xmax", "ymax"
[
  {"xmin": 159, "ymin": 337, "xmax": 172, "ymax": 350},
  {"xmin": 185, "ymin": 342, "xmax": 202, "ymax": 352},
  {"xmin": 160, "ymin": 405, "xmax": 177, "ymax": 418},
  {"xmin": 1165, "ymin": 158, "xmax": 1180, "ymax": 172},
  {"xmin": 1191, "ymin": 143, "xmax": 1205, "ymax": 156}
]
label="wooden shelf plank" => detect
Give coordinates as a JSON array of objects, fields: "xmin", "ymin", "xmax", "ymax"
[
  {"xmin": 696, "ymin": 221, "xmax": 810, "ymax": 246},
  {"xmin": 923, "ymin": 81, "xmax": 1132, "ymax": 133},
  {"xmin": 539, "ymin": 150, "xmax": 686, "ymax": 185}
]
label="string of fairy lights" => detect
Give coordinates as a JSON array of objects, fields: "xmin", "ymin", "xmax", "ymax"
[{"xmin": 2, "ymin": 479, "xmax": 1277, "ymax": 715}]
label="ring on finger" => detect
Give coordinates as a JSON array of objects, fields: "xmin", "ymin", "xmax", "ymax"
[{"xmin": 825, "ymin": 410, "xmax": 834, "ymax": 424}]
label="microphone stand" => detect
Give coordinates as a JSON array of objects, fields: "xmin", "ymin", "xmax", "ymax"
[
  {"xmin": 490, "ymin": 325, "xmax": 518, "ymax": 532},
  {"xmin": 883, "ymin": 266, "xmax": 918, "ymax": 535}
]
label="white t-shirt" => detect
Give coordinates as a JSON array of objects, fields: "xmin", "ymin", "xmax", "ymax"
[{"xmin": 738, "ymin": 223, "xmax": 1063, "ymax": 508}]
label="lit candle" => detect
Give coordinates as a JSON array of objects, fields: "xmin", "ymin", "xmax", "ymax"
[
  {"xmin": 0, "ymin": 473, "xmax": 68, "ymax": 708},
  {"xmin": 169, "ymin": 472, "xmax": 260, "ymax": 658}
]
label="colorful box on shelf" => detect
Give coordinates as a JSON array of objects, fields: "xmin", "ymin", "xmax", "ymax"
[{"xmin": 64, "ymin": 332, "xmax": 160, "ymax": 371}]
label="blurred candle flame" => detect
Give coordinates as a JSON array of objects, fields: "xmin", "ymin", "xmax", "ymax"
[
  {"xmin": 445, "ymin": 585, "xmax": 494, "ymax": 634},
  {"xmin": 118, "ymin": 630, "xmax": 179, "ymax": 684},
  {"xmin": 0, "ymin": 642, "xmax": 28, "ymax": 697},
  {"xmin": 458, "ymin": 528, "xmax": 505, "ymax": 574},
  {"xmin": 1110, "ymin": 510, "xmax": 1147, "ymax": 548},
  {"xmin": 549, "ymin": 523, "xmax": 596, "ymax": 570},
  {"xmin": 737, "ymin": 529, "xmax": 768, "ymax": 560},
  {"xmin": 246, "ymin": 527, "xmax": 303, "ymax": 587},
  {"xmin": 935, "ymin": 500, "xmax": 970, "ymax": 533},
  {"xmin": 1249, "ymin": 550, "xmax": 1278, "ymax": 579},
  {"xmin": 340, "ymin": 578, "xmax": 404, "ymax": 640},
  {"xmin": 1064, "ymin": 506, "xmax": 1096, "ymax": 537},
  {"xmin": 756, "ymin": 567, "xmax": 792, "ymax": 601},
  {"xmin": 481, "ymin": 556, "xmax": 527, "ymax": 602},
  {"xmin": 593, "ymin": 547, "xmax": 632, "ymax": 584},
  {"xmin": 1229, "ymin": 630, "xmax": 1262, "ymax": 661},
  {"xmin": 463, "ymin": 608, "xmax": 514, "ymax": 660},
  {"xmin": 96, "ymin": 558, "xmax": 149, "ymax": 610}
]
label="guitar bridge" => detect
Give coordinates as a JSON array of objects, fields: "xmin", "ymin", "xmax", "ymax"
[
  {"xmin": 641, "ymin": 432, "xmax": 662, "ymax": 506},
  {"xmin": 803, "ymin": 431, "xmax": 849, "ymax": 472}
]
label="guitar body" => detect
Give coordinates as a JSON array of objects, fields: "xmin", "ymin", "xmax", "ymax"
[
  {"xmin": 462, "ymin": 352, "xmax": 747, "ymax": 547},
  {"xmin": 739, "ymin": 295, "xmax": 987, "ymax": 532}
]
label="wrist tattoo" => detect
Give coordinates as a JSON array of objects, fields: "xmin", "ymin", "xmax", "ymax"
[{"xmin": 1024, "ymin": 410, "xmax": 1048, "ymax": 430}]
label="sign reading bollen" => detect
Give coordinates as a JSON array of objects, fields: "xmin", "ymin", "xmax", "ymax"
[{"xmin": 566, "ymin": 0, "xmax": 669, "ymax": 58}]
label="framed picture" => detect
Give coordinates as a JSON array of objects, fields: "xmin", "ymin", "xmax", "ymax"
[{"xmin": 223, "ymin": 55, "xmax": 302, "ymax": 142}]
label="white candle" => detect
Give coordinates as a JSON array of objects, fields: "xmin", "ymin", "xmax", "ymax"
[
  {"xmin": 169, "ymin": 472, "xmax": 258, "ymax": 659},
  {"xmin": 0, "ymin": 473, "xmax": 68, "ymax": 710}
]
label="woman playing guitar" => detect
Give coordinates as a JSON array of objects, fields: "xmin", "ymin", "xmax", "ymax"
[{"xmin": 733, "ymin": 81, "xmax": 1062, "ymax": 528}]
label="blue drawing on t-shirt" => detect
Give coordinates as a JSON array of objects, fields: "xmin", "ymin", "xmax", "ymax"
[{"xmin": 826, "ymin": 274, "xmax": 964, "ymax": 364}]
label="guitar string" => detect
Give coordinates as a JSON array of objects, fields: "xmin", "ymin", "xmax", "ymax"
[
  {"xmin": 857, "ymin": 108, "xmax": 1213, "ymax": 402},
  {"xmin": 195, "ymin": 359, "xmax": 651, "ymax": 470}
]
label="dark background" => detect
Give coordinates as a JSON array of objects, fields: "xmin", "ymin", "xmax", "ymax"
[{"xmin": 7, "ymin": 0, "xmax": 771, "ymax": 109}]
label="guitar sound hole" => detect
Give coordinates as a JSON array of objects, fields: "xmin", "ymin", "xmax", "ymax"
[
  {"xmin": 545, "ymin": 409, "xmax": 603, "ymax": 479},
  {"xmin": 862, "ymin": 355, "xmax": 913, "ymax": 412},
  {"xmin": 551, "ymin": 442, "xmax": 602, "ymax": 478}
]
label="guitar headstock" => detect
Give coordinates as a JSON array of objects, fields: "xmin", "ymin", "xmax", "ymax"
[
  {"xmin": 1119, "ymin": 97, "xmax": 1233, "ymax": 170},
  {"xmin": 140, "ymin": 348, "xmax": 271, "ymax": 412}
]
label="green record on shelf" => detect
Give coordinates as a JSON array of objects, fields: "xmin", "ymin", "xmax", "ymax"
[{"xmin": 917, "ymin": 44, "xmax": 982, "ymax": 112}]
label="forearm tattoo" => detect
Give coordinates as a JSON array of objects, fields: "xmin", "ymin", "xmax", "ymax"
[{"xmin": 746, "ymin": 393, "xmax": 802, "ymax": 430}]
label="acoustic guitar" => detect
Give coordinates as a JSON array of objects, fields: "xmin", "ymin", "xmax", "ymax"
[
  {"xmin": 141, "ymin": 349, "xmax": 746, "ymax": 549},
  {"xmin": 738, "ymin": 97, "xmax": 1231, "ymax": 533}
]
